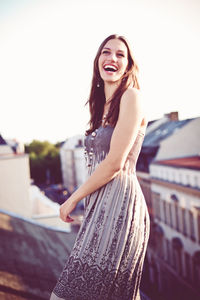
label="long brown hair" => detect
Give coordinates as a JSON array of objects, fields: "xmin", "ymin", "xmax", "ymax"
[{"xmin": 85, "ymin": 34, "xmax": 140, "ymax": 135}]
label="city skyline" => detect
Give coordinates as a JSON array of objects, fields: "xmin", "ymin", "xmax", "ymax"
[{"xmin": 0, "ymin": 0, "xmax": 200, "ymax": 143}]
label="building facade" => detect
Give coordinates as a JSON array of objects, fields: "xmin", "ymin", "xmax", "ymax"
[
  {"xmin": 143, "ymin": 158, "xmax": 200, "ymax": 300},
  {"xmin": 137, "ymin": 115, "xmax": 200, "ymax": 299},
  {"xmin": 0, "ymin": 136, "xmax": 32, "ymax": 217},
  {"xmin": 60, "ymin": 135, "xmax": 87, "ymax": 193}
]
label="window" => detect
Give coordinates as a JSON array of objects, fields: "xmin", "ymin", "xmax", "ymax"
[
  {"xmin": 163, "ymin": 201, "xmax": 167, "ymax": 224},
  {"xmin": 152, "ymin": 192, "xmax": 161, "ymax": 220},
  {"xmin": 194, "ymin": 176, "xmax": 198, "ymax": 188},
  {"xmin": 193, "ymin": 252, "xmax": 200, "ymax": 290},
  {"xmin": 181, "ymin": 208, "xmax": 187, "ymax": 236},
  {"xmin": 169, "ymin": 203, "xmax": 173, "ymax": 228},
  {"xmin": 189, "ymin": 211, "xmax": 195, "ymax": 241},
  {"xmin": 170, "ymin": 194, "xmax": 179, "ymax": 230},
  {"xmin": 166, "ymin": 239, "xmax": 171, "ymax": 264},
  {"xmin": 184, "ymin": 252, "xmax": 191, "ymax": 280},
  {"xmin": 150, "ymin": 259, "xmax": 159, "ymax": 287},
  {"xmin": 157, "ymin": 198, "xmax": 161, "ymax": 220},
  {"xmin": 186, "ymin": 174, "xmax": 190, "ymax": 186},
  {"xmin": 141, "ymin": 182, "xmax": 152, "ymax": 210},
  {"xmin": 166, "ymin": 202, "xmax": 173, "ymax": 227},
  {"xmin": 166, "ymin": 202, "xmax": 169, "ymax": 225},
  {"xmin": 175, "ymin": 204, "xmax": 180, "ymax": 232},
  {"xmin": 156, "ymin": 232, "xmax": 164, "ymax": 258},
  {"xmin": 198, "ymin": 213, "xmax": 200, "ymax": 244},
  {"xmin": 172, "ymin": 238, "xmax": 183, "ymax": 275},
  {"xmin": 179, "ymin": 173, "xmax": 182, "ymax": 184}
]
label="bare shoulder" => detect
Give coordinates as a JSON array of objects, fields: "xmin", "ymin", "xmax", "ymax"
[
  {"xmin": 121, "ymin": 87, "xmax": 140, "ymax": 100},
  {"xmin": 120, "ymin": 87, "xmax": 142, "ymax": 111},
  {"xmin": 119, "ymin": 87, "xmax": 147, "ymax": 130}
]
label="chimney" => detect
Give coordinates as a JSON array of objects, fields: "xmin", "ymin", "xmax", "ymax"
[
  {"xmin": 76, "ymin": 139, "xmax": 83, "ymax": 148},
  {"xmin": 164, "ymin": 111, "xmax": 179, "ymax": 121}
]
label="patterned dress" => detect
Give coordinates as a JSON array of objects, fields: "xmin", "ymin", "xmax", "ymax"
[{"xmin": 50, "ymin": 124, "xmax": 150, "ymax": 300}]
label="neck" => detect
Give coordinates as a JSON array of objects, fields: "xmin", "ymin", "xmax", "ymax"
[{"xmin": 104, "ymin": 81, "xmax": 120, "ymax": 103}]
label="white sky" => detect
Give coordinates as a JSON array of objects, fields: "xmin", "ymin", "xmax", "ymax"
[{"xmin": 0, "ymin": 0, "xmax": 199, "ymax": 143}]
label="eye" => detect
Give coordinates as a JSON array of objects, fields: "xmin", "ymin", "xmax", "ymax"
[
  {"xmin": 102, "ymin": 50, "xmax": 110, "ymax": 55},
  {"xmin": 117, "ymin": 53, "xmax": 124, "ymax": 57}
]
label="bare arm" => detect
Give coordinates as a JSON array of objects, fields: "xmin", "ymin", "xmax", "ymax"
[{"xmin": 60, "ymin": 88, "xmax": 144, "ymax": 222}]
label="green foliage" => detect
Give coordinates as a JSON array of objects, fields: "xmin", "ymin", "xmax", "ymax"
[{"xmin": 25, "ymin": 140, "xmax": 62, "ymax": 185}]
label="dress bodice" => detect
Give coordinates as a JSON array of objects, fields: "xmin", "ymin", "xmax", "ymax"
[{"xmin": 84, "ymin": 125, "xmax": 144, "ymax": 175}]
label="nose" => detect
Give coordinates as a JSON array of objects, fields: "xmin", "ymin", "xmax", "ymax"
[{"xmin": 109, "ymin": 52, "xmax": 117, "ymax": 62}]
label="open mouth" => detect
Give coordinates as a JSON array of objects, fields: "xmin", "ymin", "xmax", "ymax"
[{"xmin": 103, "ymin": 64, "xmax": 118, "ymax": 72}]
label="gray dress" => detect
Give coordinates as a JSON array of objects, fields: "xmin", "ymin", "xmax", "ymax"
[{"xmin": 50, "ymin": 125, "xmax": 150, "ymax": 300}]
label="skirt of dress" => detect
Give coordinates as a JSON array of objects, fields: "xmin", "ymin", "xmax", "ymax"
[{"xmin": 50, "ymin": 171, "xmax": 150, "ymax": 300}]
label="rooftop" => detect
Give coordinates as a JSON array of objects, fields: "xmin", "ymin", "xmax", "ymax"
[
  {"xmin": 153, "ymin": 156, "xmax": 200, "ymax": 170},
  {"xmin": 143, "ymin": 118, "xmax": 193, "ymax": 149},
  {"xmin": 0, "ymin": 134, "xmax": 7, "ymax": 145},
  {"xmin": 0, "ymin": 210, "xmax": 77, "ymax": 299},
  {"xmin": 0, "ymin": 209, "xmax": 151, "ymax": 299}
]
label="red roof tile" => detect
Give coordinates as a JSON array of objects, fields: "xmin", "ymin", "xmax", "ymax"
[{"xmin": 153, "ymin": 156, "xmax": 200, "ymax": 170}]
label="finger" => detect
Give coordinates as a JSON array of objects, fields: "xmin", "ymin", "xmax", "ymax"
[
  {"xmin": 66, "ymin": 215, "xmax": 74, "ymax": 222},
  {"xmin": 60, "ymin": 212, "xmax": 72, "ymax": 223}
]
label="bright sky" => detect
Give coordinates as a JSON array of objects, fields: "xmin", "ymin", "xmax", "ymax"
[{"xmin": 0, "ymin": 0, "xmax": 199, "ymax": 143}]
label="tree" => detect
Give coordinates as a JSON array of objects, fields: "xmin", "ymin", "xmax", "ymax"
[{"xmin": 25, "ymin": 140, "xmax": 62, "ymax": 185}]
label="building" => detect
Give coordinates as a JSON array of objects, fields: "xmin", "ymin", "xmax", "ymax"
[
  {"xmin": 137, "ymin": 112, "xmax": 193, "ymax": 219},
  {"xmin": 0, "ymin": 134, "xmax": 31, "ymax": 217},
  {"xmin": 0, "ymin": 134, "xmax": 71, "ymax": 231},
  {"xmin": 137, "ymin": 112, "xmax": 193, "ymax": 173},
  {"xmin": 145, "ymin": 157, "xmax": 200, "ymax": 300},
  {"xmin": 60, "ymin": 135, "xmax": 86, "ymax": 193},
  {"xmin": 155, "ymin": 117, "xmax": 200, "ymax": 160},
  {"xmin": 138, "ymin": 116, "xmax": 200, "ymax": 300}
]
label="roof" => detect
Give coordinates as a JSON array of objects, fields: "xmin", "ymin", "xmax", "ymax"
[
  {"xmin": 143, "ymin": 118, "xmax": 193, "ymax": 148},
  {"xmin": 0, "ymin": 134, "xmax": 7, "ymax": 145},
  {"xmin": 0, "ymin": 210, "xmax": 152, "ymax": 300},
  {"xmin": 154, "ymin": 117, "xmax": 200, "ymax": 161},
  {"xmin": 152, "ymin": 156, "xmax": 200, "ymax": 170},
  {"xmin": 0, "ymin": 210, "xmax": 77, "ymax": 299}
]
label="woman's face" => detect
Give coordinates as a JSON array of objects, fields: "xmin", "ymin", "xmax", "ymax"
[{"xmin": 98, "ymin": 38, "xmax": 128, "ymax": 84}]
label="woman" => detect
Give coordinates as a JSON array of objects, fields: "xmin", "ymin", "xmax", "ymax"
[{"xmin": 50, "ymin": 34, "xmax": 150, "ymax": 300}]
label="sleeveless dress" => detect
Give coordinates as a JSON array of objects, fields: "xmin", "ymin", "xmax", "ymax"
[{"xmin": 50, "ymin": 125, "xmax": 150, "ymax": 300}]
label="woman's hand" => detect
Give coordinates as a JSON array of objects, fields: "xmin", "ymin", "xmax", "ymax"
[{"xmin": 59, "ymin": 197, "xmax": 77, "ymax": 223}]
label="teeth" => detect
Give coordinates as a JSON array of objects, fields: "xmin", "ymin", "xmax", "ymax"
[{"xmin": 104, "ymin": 64, "xmax": 117, "ymax": 71}]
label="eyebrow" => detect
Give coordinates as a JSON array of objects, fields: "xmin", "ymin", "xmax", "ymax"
[{"xmin": 103, "ymin": 47, "xmax": 125, "ymax": 53}]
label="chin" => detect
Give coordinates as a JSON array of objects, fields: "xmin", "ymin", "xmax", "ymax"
[
  {"xmin": 102, "ymin": 75, "xmax": 119, "ymax": 82},
  {"xmin": 104, "ymin": 78, "xmax": 122, "ymax": 85}
]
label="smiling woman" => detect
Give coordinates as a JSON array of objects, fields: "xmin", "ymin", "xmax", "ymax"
[
  {"xmin": 85, "ymin": 35, "xmax": 140, "ymax": 136},
  {"xmin": 50, "ymin": 34, "xmax": 150, "ymax": 300},
  {"xmin": 98, "ymin": 40, "xmax": 128, "ymax": 82}
]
